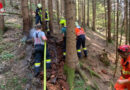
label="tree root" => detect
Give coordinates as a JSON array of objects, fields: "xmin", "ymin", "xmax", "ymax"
[
  {"xmin": 76, "ymin": 66, "xmax": 95, "ymax": 88},
  {"xmin": 79, "ymin": 61, "xmax": 101, "ymax": 79}
]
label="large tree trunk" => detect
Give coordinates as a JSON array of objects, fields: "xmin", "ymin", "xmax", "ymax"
[
  {"xmin": 87, "ymin": 0, "xmax": 89, "ymax": 27},
  {"xmin": 21, "ymin": 0, "xmax": 30, "ymax": 36},
  {"xmin": 107, "ymin": 0, "xmax": 112, "ymax": 42},
  {"xmin": 48, "ymin": 0, "xmax": 53, "ymax": 33},
  {"xmin": 124, "ymin": 0, "xmax": 128, "ymax": 44},
  {"xmin": 92, "ymin": 0, "xmax": 96, "ymax": 31},
  {"xmin": 64, "ymin": 0, "xmax": 78, "ymax": 89}
]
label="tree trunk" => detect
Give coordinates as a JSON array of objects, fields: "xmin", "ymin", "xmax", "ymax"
[
  {"xmin": 0, "ymin": 0, "xmax": 5, "ymax": 35},
  {"xmin": 104, "ymin": 0, "xmax": 108, "ymax": 46},
  {"xmin": 124, "ymin": 0, "xmax": 128, "ymax": 44},
  {"xmin": 10, "ymin": 0, "xmax": 13, "ymax": 7},
  {"xmin": 78, "ymin": 0, "xmax": 81, "ymax": 23},
  {"xmin": 35, "ymin": 0, "xmax": 37, "ymax": 8},
  {"xmin": 114, "ymin": 0, "xmax": 119, "ymax": 77},
  {"xmin": 92, "ymin": 0, "xmax": 96, "ymax": 31},
  {"xmin": 38, "ymin": 0, "xmax": 41, "ymax": 3},
  {"xmin": 75, "ymin": 0, "xmax": 78, "ymax": 21},
  {"xmin": 21, "ymin": 0, "xmax": 30, "ymax": 36},
  {"xmin": 48, "ymin": 0, "xmax": 53, "ymax": 33},
  {"xmin": 61, "ymin": 0, "xmax": 65, "ymax": 17},
  {"xmin": 107, "ymin": 0, "xmax": 112, "ymax": 42},
  {"xmin": 113, "ymin": 0, "xmax": 116, "ymax": 40},
  {"xmin": 56, "ymin": 0, "xmax": 60, "ymax": 25},
  {"xmin": 128, "ymin": 1, "xmax": 130, "ymax": 45},
  {"xmin": 87, "ymin": 0, "xmax": 89, "ymax": 27},
  {"xmin": 64, "ymin": 0, "xmax": 78, "ymax": 89},
  {"xmin": 42, "ymin": 0, "xmax": 45, "ymax": 30},
  {"xmin": 82, "ymin": 0, "xmax": 85, "ymax": 28},
  {"xmin": 29, "ymin": 0, "xmax": 33, "ymax": 28}
]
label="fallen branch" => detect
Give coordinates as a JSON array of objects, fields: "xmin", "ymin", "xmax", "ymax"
[{"xmin": 79, "ymin": 61, "xmax": 101, "ymax": 79}]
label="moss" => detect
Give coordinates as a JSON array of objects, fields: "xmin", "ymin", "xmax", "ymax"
[{"xmin": 64, "ymin": 64, "xmax": 75, "ymax": 90}]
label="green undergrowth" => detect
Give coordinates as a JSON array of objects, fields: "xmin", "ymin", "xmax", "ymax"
[
  {"xmin": 0, "ymin": 51, "xmax": 14, "ymax": 61},
  {"xmin": 0, "ymin": 76, "xmax": 27, "ymax": 90}
]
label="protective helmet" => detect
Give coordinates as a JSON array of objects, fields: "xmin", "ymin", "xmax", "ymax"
[
  {"xmin": 118, "ymin": 45, "xmax": 130, "ymax": 53},
  {"xmin": 59, "ymin": 18, "xmax": 66, "ymax": 26},
  {"xmin": 75, "ymin": 22, "xmax": 81, "ymax": 28},
  {"xmin": 37, "ymin": 3, "xmax": 42, "ymax": 8}
]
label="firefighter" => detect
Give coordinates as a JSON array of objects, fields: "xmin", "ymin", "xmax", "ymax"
[
  {"xmin": 75, "ymin": 22, "xmax": 87, "ymax": 58},
  {"xmin": 33, "ymin": 25, "xmax": 51, "ymax": 77},
  {"xmin": 35, "ymin": 3, "xmax": 42, "ymax": 25},
  {"xmin": 45, "ymin": 9, "xmax": 50, "ymax": 34},
  {"xmin": 59, "ymin": 18, "xmax": 67, "ymax": 59},
  {"xmin": 115, "ymin": 45, "xmax": 130, "ymax": 90}
]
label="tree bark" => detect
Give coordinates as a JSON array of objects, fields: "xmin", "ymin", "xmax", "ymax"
[
  {"xmin": 107, "ymin": 0, "xmax": 112, "ymax": 42},
  {"xmin": 10, "ymin": 0, "xmax": 13, "ymax": 7},
  {"xmin": 124, "ymin": 0, "xmax": 128, "ymax": 44},
  {"xmin": 48, "ymin": 0, "xmax": 53, "ymax": 33},
  {"xmin": 104, "ymin": 0, "xmax": 108, "ymax": 46},
  {"xmin": 0, "ymin": 0, "xmax": 5, "ymax": 35},
  {"xmin": 113, "ymin": 0, "xmax": 116, "ymax": 40},
  {"xmin": 38, "ymin": 0, "xmax": 41, "ymax": 3},
  {"xmin": 128, "ymin": 1, "xmax": 130, "ymax": 45},
  {"xmin": 64, "ymin": 0, "xmax": 78, "ymax": 89},
  {"xmin": 78, "ymin": 0, "xmax": 81, "ymax": 23},
  {"xmin": 29, "ymin": 0, "xmax": 33, "ymax": 28},
  {"xmin": 21, "ymin": 0, "xmax": 30, "ymax": 36},
  {"xmin": 92, "ymin": 0, "xmax": 96, "ymax": 31},
  {"xmin": 114, "ymin": 0, "xmax": 119, "ymax": 77},
  {"xmin": 35, "ymin": 0, "xmax": 37, "ymax": 8},
  {"xmin": 56, "ymin": 0, "xmax": 60, "ymax": 24},
  {"xmin": 82, "ymin": 0, "xmax": 85, "ymax": 28},
  {"xmin": 87, "ymin": 0, "xmax": 89, "ymax": 27}
]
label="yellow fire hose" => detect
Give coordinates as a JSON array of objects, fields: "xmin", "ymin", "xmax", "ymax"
[{"xmin": 43, "ymin": 41, "xmax": 47, "ymax": 90}]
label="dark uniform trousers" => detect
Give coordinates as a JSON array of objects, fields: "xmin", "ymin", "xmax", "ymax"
[
  {"xmin": 34, "ymin": 44, "xmax": 51, "ymax": 75},
  {"xmin": 76, "ymin": 35, "xmax": 87, "ymax": 58}
]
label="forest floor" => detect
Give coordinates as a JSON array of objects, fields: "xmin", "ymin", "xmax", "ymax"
[
  {"xmin": 0, "ymin": 1, "xmax": 121, "ymax": 90},
  {"xmin": 0, "ymin": 20, "xmax": 121, "ymax": 90}
]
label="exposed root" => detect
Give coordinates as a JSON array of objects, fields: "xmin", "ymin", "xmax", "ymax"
[{"xmin": 79, "ymin": 61, "xmax": 101, "ymax": 79}]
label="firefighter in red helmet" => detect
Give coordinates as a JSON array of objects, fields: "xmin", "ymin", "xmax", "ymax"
[{"xmin": 115, "ymin": 45, "xmax": 130, "ymax": 90}]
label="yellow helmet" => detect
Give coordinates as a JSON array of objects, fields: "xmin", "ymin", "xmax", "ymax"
[{"xmin": 59, "ymin": 18, "xmax": 66, "ymax": 27}]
